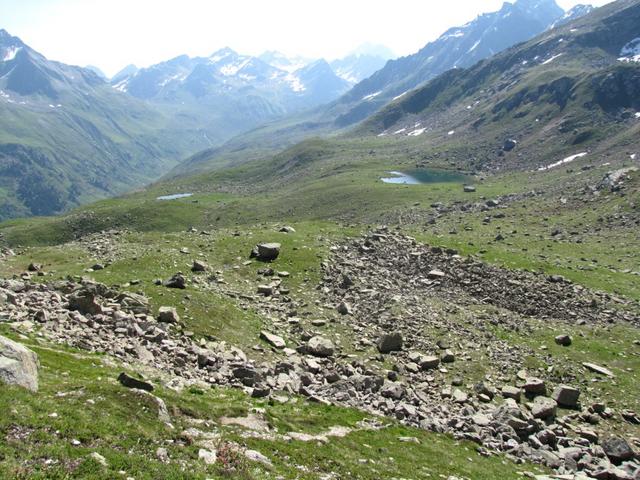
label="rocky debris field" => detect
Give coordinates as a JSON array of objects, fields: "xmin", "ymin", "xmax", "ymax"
[{"xmin": 1, "ymin": 227, "xmax": 639, "ymax": 479}]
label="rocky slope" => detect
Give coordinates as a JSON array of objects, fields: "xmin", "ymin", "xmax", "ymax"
[{"xmin": 1, "ymin": 226, "xmax": 638, "ymax": 478}]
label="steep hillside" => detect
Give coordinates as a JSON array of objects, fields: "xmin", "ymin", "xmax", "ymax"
[
  {"xmin": 358, "ymin": 0, "xmax": 640, "ymax": 174},
  {"xmin": 0, "ymin": 29, "xmax": 207, "ymax": 221},
  {"xmin": 169, "ymin": 0, "xmax": 590, "ymax": 177}
]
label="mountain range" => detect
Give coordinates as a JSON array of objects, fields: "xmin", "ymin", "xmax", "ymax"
[
  {"xmin": 0, "ymin": 0, "xmax": 598, "ymax": 220},
  {"xmin": 0, "ymin": 28, "xmax": 202, "ymax": 219},
  {"xmin": 171, "ymin": 0, "xmax": 596, "ymax": 176},
  {"xmin": 1, "ymin": 1, "xmax": 640, "ymax": 478}
]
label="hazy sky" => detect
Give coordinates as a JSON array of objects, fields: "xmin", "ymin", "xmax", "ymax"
[{"xmin": 0, "ymin": 0, "xmax": 614, "ymax": 76}]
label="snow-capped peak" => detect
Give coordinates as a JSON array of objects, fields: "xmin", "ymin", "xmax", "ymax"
[
  {"xmin": 209, "ymin": 47, "xmax": 237, "ymax": 64},
  {"xmin": 219, "ymin": 56, "xmax": 252, "ymax": 76}
]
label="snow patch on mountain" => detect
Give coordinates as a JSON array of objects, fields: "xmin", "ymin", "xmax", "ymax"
[
  {"xmin": 393, "ymin": 91, "xmax": 409, "ymax": 101},
  {"xmin": 113, "ymin": 79, "xmax": 129, "ymax": 92},
  {"xmin": 285, "ymin": 73, "xmax": 305, "ymax": 92},
  {"xmin": 408, "ymin": 128, "xmax": 426, "ymax": 136},
  {"xmin": 542, "ymin": 53, "xmax": 563, "ymax": 65},
  {"xmin": 159, "ymin": 74, "xmax": 187, "ymax": 87},
  {"xmin": 362, "ymin": 91, "xmax": 382, "ymax": 101},
  {"xmin": 2, "ymin": 46, "xmax": 21, "ymax": 61},
  {"xmin": 618, "ymin": 38, "xmax": 640, "ymax": 63},
  {"xmin": 333, "ymin": 68, "xmax": 359, "ymax": 84},
  {"xmin": 220, "ymin": 58, "xmax": 252, "ymax": 76},
  {"xmin": 538, "ymin": 152, "xmax": 587, "ymax": 171}
]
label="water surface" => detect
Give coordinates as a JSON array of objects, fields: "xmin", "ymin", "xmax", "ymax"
[{"xmin": 381, "ymin": 169, "xmax": 467, "ymax": 185}]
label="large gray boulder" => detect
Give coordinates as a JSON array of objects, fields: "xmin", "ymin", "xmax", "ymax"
[
  {"xmin": 0, "ymin": 335, "xmax": 39, "ymax": 392},
  {"xmin": 251, "ymin": 243, "xmax": 281, "ymax": 262},
  {"xmin": 377, "ymin": 332, "xmax": 403, "ymax": 353},
  {"xmin": 307, "ymin": 336, "xmax": 335, "ymax": 357},
  {"xmin": 602, "ymin": 436, "xmax": 636, "ymax": 464},
  {"xmin": 552, "ymin": 385, "xmax": 580, "ymax": 408},
  {"xmin": 68, "ymin": 290, "xmax": 102, "ymax": 315}
]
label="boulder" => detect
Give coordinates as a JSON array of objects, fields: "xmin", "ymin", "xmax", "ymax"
[
  {"xmin": 474, "ymin": 381, "xmax": 496, "ymax": 400},
  {"xmin": 452, "ymin": 389, "xmax": 468, "ymax": 404},
  {"xmin": 0, "ymin": 335, "xmax": 39, "ymax": 392},
  {"xmin": 602, "ymin": 437, "xmax": 635, "ymax": 464},
  {"xmin": 583, "ymin": 362, "xmax": 614, "ymax": 377},
  {"xmin": 440, "ymin": 349, "xmax": 455, "ymax": 363},
  {"xmin": 554, "ymin": 334, "xmax": 572, "ymax": 346},
  {"xmin": 501, "ymin": 386, "xmax": 522, "ymax": 402},
  {"xmin": 251, "ymin": 243, "xmax": 281, "ymax": 261},
  {"xmin": 157, "ymin": 306, "xmax": 180, "ymax": 323},
  {"xmin": 552, "ymin": 385, "xmax": 580, "ymax": 408},
  {"xmin": 419, "ymin": 355, "xmax": 440, "ymax": 370},
  {"xmin": 523, "ymin": 377, "xmax": 546, "ymax": 396},
  {"xmin": 380, "ymin": 381, "xmax": 405, "ymax": 400},
  {"xmin": 260, "ymin": 331, "xmax": 286, "ymax": 349},
  {"xmin": 27, "ymin": 262, "xmax": 42, "ymax": 272},
  {"xmin": 427, "ymin": 269, "xmax": 445, "ymax": 279},
  {"xmin": 503, "ymin": 138, "xmax": 517, "ymax": 151},
  {"xmin": 164, "ymin": 273, "xmax": 186, "ymax": 289},
  {"xmin": 117, "ymin": 372, "xmax": 154, "ymax": 392},
  {"xmin": 198, "ymin": 448, "xmax": 217, "ymax": 465},
  {"xmin": 337, "ymin": 301, "xmax": 352, "ymax": 315},
  {"xmin": 463, "ymin": 185, "xmax": 476, "ymax": 193},
  {"xmin": 531, "ymin": 396, "xmax": 557, "ymax": 419},
  {"xmin": 307, "ymin": 336, "xmax": 335, "ymax": 357},
  {"xmin": 68, "ymin": 291, "xmax": 102, "ymax": 315},
  {"xmin": 191, "ymin": 260, "xmax": 208, "ymax": 272},
  {"xmin": 377, "ymin": 332, "xmax": 403, "ymax": 353},
  {"xmin": 116, "ymin": 292, "xmax": 150, "ymax": 314},
  {"xmin": 257, "ymin": 285, "xmax": 274, "ymax": 296}
]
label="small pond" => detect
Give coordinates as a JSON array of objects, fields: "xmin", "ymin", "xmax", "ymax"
[
  {"xmin": 381, "ymin": 169, "xmax": 468, "ymax": 185},
  {"xmin": 156, "ymin": 193, "xmax": 193, "ymax": 201}
]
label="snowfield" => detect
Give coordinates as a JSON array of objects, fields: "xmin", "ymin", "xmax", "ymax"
[
  {"xmin": 618, "ymin": 37, "xmax": 640, "ymax": 62},
  {"xmin": 2, "ymin": 46, "xmax": 21, "ymax": 61},
  {"xmin": 538, "ymin": 152, "xmax": 587, "ymax": 171}
]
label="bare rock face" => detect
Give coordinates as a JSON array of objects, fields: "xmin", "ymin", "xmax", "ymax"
[{"xmin": 0, "ymin": 335, "xmax": 39, "ymax": 392}]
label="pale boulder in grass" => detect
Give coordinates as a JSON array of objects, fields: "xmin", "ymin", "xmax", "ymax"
[{"xmin": 0, "ymin": 335, "xmax": 39, "ymax": 392}]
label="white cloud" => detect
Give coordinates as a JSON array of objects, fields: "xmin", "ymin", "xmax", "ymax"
[{"xmin": 0, "ymin": 0, "xmax": 615, "ymax": 77}]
